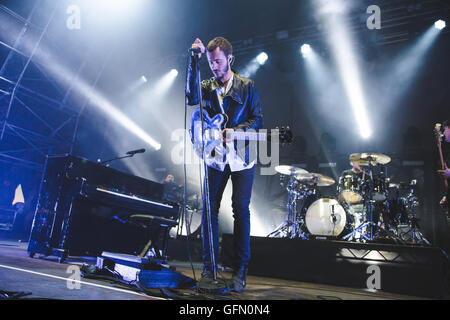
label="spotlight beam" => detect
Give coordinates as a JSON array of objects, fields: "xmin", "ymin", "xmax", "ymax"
[
  {"xmin": 315, "ymin": 0, "xmax": 371, "ymax": 139},
  {"xmin": 379, "ymin": 23, "xmax": 444, "ymax": 113},
  {"xmin": 0, "ymin": 13, "xmax": 162, "ymax": 151},
  {"xmin": 151, "ymin": 69, "xmax": 179, "ymax": 99}
]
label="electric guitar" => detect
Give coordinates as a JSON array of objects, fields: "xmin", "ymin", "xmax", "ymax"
[
  {"xmin": 190, "ymin": 108, "xmax": 293, "ymax": 166},
  {"xmin": 434, "ymin": 123, "xmax": 449, "ymax": 219}
]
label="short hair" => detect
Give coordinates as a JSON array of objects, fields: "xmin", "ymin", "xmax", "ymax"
[
  {"xmin": 207, "ymin": 37, "xmax": 233, "ymax": 57},
  {"xmin": 444, "ymin": 120, "xmax": 450, "ymax": 128}
]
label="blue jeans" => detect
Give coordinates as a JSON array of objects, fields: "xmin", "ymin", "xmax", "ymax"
[{"xmin": 202, "ymin": 164, "xmax": 255, "ymax": 270}]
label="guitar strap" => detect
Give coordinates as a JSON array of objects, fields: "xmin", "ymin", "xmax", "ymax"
[{"xmin": 216, "ymin": 75, "xmax": 234, "ymax": 165}]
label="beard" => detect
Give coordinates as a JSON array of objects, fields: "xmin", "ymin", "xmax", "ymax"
[{"xmin": 214, "ymin": 63, "xmax": 230, "ymax": 83}]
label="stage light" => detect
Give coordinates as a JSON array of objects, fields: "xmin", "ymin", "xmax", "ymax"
[
  {"xmin": 169, "ymin": 69, "xmax": 179, "ymax": 78},
  {"xmin": 434, "ymin": 19, "xmax": 446, "ymax": 30},
  {"xmin": 141, "ymin": 75, "xmax": 148, "ymax": 83},
  {"xmin": 241, "ymin": 53, "xmax": 269, "ymax": 78},
  {"xmin": 256, "ymin": 52, "xmax": 268, "ymax": 65},
  {"xmin": 300, "ymin": 44, "xmax": 312, "ymax": 57}
]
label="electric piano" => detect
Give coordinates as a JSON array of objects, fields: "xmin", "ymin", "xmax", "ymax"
[{"xmin": 28, "ymin": 155, "xmax": 179, "ymax": 263}]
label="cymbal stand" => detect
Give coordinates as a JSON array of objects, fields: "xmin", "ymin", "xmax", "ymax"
[
  {"xmin": 398, "ymin": 186, "xmax": 431, "ymax": 245},
  {"xmin": 288, "ymin": 187, "xmax": 310, "ymax": 239},
  {"xmin": 342, "ymin": 162, "xmax": 374, "ymax": 241},
  {"xmin": 398, "ymin": 217, "xmax": 431, "ymax": 245},
  {"xmin": 267, "ymin": 175, "xmax": 309, "ymax": 239}
]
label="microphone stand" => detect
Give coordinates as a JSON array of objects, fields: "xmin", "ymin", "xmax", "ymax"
[
  {"xmin": 99, "ymin": 152, "xmax": 141, "ymax": 166},
  {"xmin": 191, "ymin": 53, "xmax": 228, "ymax": 294}
]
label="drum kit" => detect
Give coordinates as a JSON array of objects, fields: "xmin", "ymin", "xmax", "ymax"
[{"xmin": 269, "ymin": 153, "xmax": 429, "ymax": 245}]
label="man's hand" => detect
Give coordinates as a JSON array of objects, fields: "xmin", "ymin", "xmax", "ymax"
[
  {"xmin": 191, "ymin": 38, "xmax": 205, "ymax": 58},
  {"xmin": 222, "ymin": 128, "xmax": 234, "ymax": 143},
  {"xmin": 438, "ymin": 166, "xmax": 450, "ymax": 180}
]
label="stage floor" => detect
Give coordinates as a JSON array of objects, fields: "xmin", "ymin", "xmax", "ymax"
[{"xmin": 0, "ymin": 239, "xmax": 436, "ymax": 301}]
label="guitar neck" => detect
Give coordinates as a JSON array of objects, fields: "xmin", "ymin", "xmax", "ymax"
[
  {"xmin": 231, "ymin": 132, "xmax": 267, "ymax": 141},
  {"xmin": 437, "ymin": 134, "xmax": 448, "ymax": 189}
]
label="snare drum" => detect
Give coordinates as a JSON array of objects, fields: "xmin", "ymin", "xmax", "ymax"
[
  {"xmin": 305, "ymin": 198, "xmax": 347, "ymax": 237},
  {"xmin": 338, "ymin": 174, "xmax": 363, "ymax": 204}
]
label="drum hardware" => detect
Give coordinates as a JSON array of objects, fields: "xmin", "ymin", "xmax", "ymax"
[
  {"xmin": 349, "ymin": 153, "xmax": 391, "ymax": 166},
  {"xmin": 268, "ymin": 169, "xmax": 313, "ymax": 239},
  {"xmin": 294, "ymin": 173, "xmax": 336, "ymax": 187},
  {"xmin": 371, "ymin": 174, "xmax": 387, "ymax": 202},
  {"xmin": 338, "ymin": 174, "xmax": 363, "ymax": 204},
  {"xmin": 275, "ymin": 165, "xmax": 309, "ymax": 177},
  {"xmin": 342, "ymin": 154, "xmax": 404, "ymax": 244},
  {"xmin": 396, "ymin": 220, "xmax": 430, "ymax": 245},
  {"xmin": 270, "ymin": 157, "xmax": 427, "ymax": 246},
  {"xmin": 269, "ymin": 166, "xmax": 336, "ymax": 239},
  {"xmin": 172, "ymin": 207, "xmax": 202, "ymax": 238},
  {"xmin": 387, "ymin": 180, "xmax": 430, "ymax": 245},
  {"xmin": 173, "ymin": 192, "xmax": 202, "ymax": 238},
  {"xmin": 340, "ymin": 202, "xmax": 365, "ymax": 241}
]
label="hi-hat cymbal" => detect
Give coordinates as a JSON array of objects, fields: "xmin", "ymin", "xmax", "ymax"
[
  {"xmin": 295, "ymin": 173, "xmax": 336, "ymax": 187},
  {"xmin": 275, "ymin": 165, "xmax": 309, "ymax": 176},
  {"xmin": 349, "ymin": 153, "xmax": 391, "ymax": 166}
]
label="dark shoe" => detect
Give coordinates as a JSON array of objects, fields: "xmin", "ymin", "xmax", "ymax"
[
  {"xmin": 198, "ymin": 266, "xmax": 229, "ymax": 294},
  {"xmin": 231, "ymin": 266, "xmax": 248, "ymax": 292}
]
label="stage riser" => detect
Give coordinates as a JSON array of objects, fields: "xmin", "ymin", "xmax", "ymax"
[{"xmin": 221, "ymin": 234, "xmax": 447, "ymax": 299}]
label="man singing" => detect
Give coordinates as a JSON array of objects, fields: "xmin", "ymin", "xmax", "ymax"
[{"xmin": 186, "ymin": 37, "xmax": 263, "ymax": 292}]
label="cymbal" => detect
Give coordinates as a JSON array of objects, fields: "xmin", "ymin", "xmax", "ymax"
[
  {"xmin": 295, "ymin": 173, "xmax": 336, "ymax": 187},
  {"xmin": 389, "ymin": 181, "xmax": 417, "ymax": 189},
  {"xmin": 275, "ymin": 165, "xmax": 309, "ymax": 176},
  {"xmin": 349, "ymin": 153, "xmax": 391, "ymax": 166}
]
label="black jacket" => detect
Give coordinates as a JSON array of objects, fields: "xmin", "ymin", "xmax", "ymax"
[{"xmin": 186, "ymin": 57, "xmax": 263, "ymax": 132}]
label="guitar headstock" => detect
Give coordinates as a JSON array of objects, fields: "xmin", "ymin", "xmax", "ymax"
[
  {"xmin": 435, "ymin": 123, "xmax": 443, "ymax": 142},
  {"xmin": 275, "ymin": 126, "xmax": 294, "ymax": 145}
]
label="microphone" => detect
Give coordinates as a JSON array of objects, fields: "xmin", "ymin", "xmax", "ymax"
[
  {"xmin": 189, "ymin": 47, "xmax": 204, "ymax": 54},
  {"xmin": 126, "ymin": 148, "xmax": 146, "ymax": 156},
  {"xmin": 331, "ymin": 205, "xmax": 337, "ymax": 224}
]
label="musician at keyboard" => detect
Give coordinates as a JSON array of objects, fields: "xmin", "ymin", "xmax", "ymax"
[{"xmin": 162, "ymin": 173, "xmax": 183, "ymax": 203}]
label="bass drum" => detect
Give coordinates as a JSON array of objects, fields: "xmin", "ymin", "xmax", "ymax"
[{"xmin": 305, "ymin": 198, "xmax": 347, "ymax": 237}]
